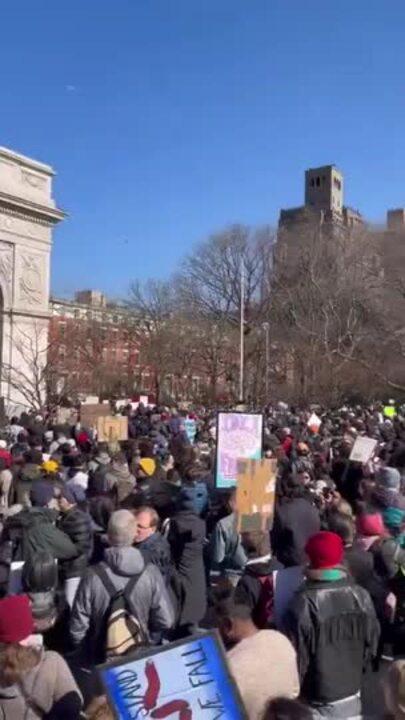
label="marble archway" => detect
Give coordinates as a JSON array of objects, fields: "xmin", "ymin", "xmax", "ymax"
[{"xmin": 0, "ymin": 147, "xmax": 65, "ymax": 412}]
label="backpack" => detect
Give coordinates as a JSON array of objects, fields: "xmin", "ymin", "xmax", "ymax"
[
  {"xmin": 95, "ymin": 563, "xmax": 148, "ymax": 660},
  {"xmin": 254, "ymin": 575, "xmax": 275, "ymax": 628}
]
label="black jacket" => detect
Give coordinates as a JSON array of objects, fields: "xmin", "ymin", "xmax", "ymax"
[
  {"xmin": 2, "ymin": 508, "xmax": 78, "ymax": 565},
  {"xmin": 285, "ymin": 575, "xmax": 380, "ymax": 704},
  {"xmin": 58, "ymin": 507, "xmax": 93, "ymax": 579},
  {"xmin": 271, "ymin": 497, "xmax": 320, "ymax": 566},
  {"xmin": 234, "ymin": 556, "xmax": 283, "ymax": 627},
  {"xmin": 136, "ymin": 532, "xmax": 172, "ymax": 583},
  {"xmin": 168, "ymin": 510, "xmax": 206, "ymax": 626}
]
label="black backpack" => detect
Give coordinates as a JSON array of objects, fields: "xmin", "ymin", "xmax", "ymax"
[{"xmin": 95, "ymin": 563, "xmax": 148, "ymax": 660}]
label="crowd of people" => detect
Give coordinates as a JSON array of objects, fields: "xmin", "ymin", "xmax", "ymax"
[{"xmin": 0, "ymin": 402, "xmax": 405, "ymax": 718}]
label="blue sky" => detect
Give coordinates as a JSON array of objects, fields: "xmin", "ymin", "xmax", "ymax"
[{"xmin": 1, "ymin": 0, "xmax": 405, "ymax": 298}]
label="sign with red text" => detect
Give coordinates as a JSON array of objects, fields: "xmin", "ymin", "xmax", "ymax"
[{"xmin": 99, "ymin": 631, "xmax": 246, "ymax": 720}]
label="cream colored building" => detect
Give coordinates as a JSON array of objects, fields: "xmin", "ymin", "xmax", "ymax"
[{"xmin": 0, "ymin": 146, "xmax": 65, "ymax": 412}]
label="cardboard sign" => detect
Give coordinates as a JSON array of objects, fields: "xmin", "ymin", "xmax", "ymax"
[
  {"xmin": 236, "ymin": 458, "xmax": 277, "ymax": 532},
  {"xmin": 215, "ymin": 412, "xmax": 263, "ymax": 489},
  {"xmin": 184, "ymin": 418, "xmax": 197, "ymax": 444},
  {"xmin": 349, "ymin": 436, "xmax": 378, "ymax": 463},
  {"xmin": 96, "ymin": 415, "xmax": 128, "ymax": 442},
  {"xmin": 99, "ymin": 631, "xmax": 246, "ymax": 720},
  {"xmin": 56, "ymin": 407, "xmax": 78, "ymax": 425},
  {"xmin": 81, "ymin": 403, "xmax": 111, "ymax": 427}
]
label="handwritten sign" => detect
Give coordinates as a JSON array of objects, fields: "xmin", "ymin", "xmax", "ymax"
[
  {"xmin": 236, "ymin": 458, "xmax": 277, "ymax": 532},
  {"xmin": 81, "ymin": 403, "xmax": 110, "ymax": 427},
  {"xmin": 349, "ymin": 436, "xmax": 377, "ymax": 463},
  {"xmin": 96, "ymin": 416, "xmax": 128, "ymax": 442},
  {"xmin": 215, "ymin": 412, "xmax": 263, "ymax": 489},
  {"xmin": 99, "ymin": 631, "xmax": 246, "ymax": 720}
]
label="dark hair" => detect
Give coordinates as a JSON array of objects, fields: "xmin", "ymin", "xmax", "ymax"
[
  {"xmin": 22, "ymin": 552, "xmax": 57, "ymax": 593},
  {"xmin": 241, "ymin": 530, "xmax": 270, "ymax": 559},
  {"xmin": 215, "ymin": 599, "xmax": 252, "ymax": 623},
  {"xmin": 262, "ymin": 698, "xmax": 312, "ymax": 720},
  {"xmin": 277, "ymin": 475, "xmax": 306, "ymax": 503},
  {"xmin": 327, "ymin": 510, "xmax": 354, "ymax": 545}
]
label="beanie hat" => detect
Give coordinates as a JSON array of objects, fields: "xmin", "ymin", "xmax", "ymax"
[
  {"xmin": 139, "ymin": 458, "xmax": 156, "ymax": 477},
  {"xmin": 0, "ymin": 595, "xmax": 34, "ymax": 643},
  {"xmin": 60, "ymin": 483, "xmax": 86, "ymax": 505},
  {"xmin": 377, "ymin": 467, "xmax": 401, "ymax": 492},
  {"xmin": 305, "ymin": 531, "xmax": 344, "ymax": 569},
  {"xmin": 42, "ymin": 459, "xmax": 59, "ymax": 474},
  {"xmin": 356, "ymin": 512, "xmax": 385, "ymax": 537},
  {"xmin": 30, "ymin": 481, "xmax": 55, "ymax": 508}
]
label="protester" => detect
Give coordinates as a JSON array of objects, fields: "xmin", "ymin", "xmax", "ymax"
[
  {"xmin": 70, "ymin": 510, "xmax": 175, "ymax": 661},
  {"xmin": 285, "ymin": 531, "xmax": 380, "ymax": 717},
  {"xmin": 383, "ymin": 659, "xmax": 405, "ymax": 720},
  {"xmin": 57, "ymin": 485, "xmax": 93, "ymax": 608},
  {"xmin": 0, "ymin": 594, "xmax": 82, "ymax": 719},
  {"xmin": 262, "ymin": 698, "xmax": 313, "ymax": 720},
  {"xmin": 105, "ymin": 452, "xmax": 135, "ymax": 504},
  {"xmin": 271, "ymin": 475, "xmax": 321, "ymax": 567},
  {"xmin": 209, "ymin": 488, "xmax": 247, "ymax": 586},
  {"xmin": 217, "ymin": 599, "xmax": 299, "ymax": 720},
  {"xmin": 168, "ymin": 491, "xmax": 207, "ymax": 635},
  {"xmin": 133, "ymin": 505, "xmax": 172, "ymax": 582}
]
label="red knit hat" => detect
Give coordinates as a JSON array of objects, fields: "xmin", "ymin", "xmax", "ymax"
[
  {"xmin": 305, "ymin": 531, "xmax": 344, "ymax": 569},
  {"xmin": 356, "ymin": 512, "xmax": 385, "ymax": 538},
  {"xmin": 0, "ymin": 595, "xmax": 34, "ymax": 643}
]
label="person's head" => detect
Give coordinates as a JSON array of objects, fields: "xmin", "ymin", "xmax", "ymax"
[
  {"xmin": 108, "ymin": 509, "xmax": 137, "ymax": 547},
  {"xmin": 384, "ymin": 659, "xmax": 405, "ymax": 720},
  {"xmin": 30, "ymin": 481, "xmax": 55, "ymax": 509},
  {"xmin": 133, "ymin": 506, "xmax": 159, "ymax": 543},
  {"xmin": 262, "ymin": 698, "xmax": 312, "ymax": 720},
  {"xmin": 57, "ymin": 484, "xmax": 85, "ymax": 513},
  {"xmin": 22, "ymin": 551, "xmax": 57, "ymax": 593},
  {"xmin": 356, "ymin": 511, "xmax": 386, "ymax": 538},
  {"xmin": 25, "ymin": 449, "xmax": 43, "ymax": 466},
  {"xmin": 327, "ymin": 511, "xmax": 355, "ymax": 546},
  {"xmin": 41, "ymin": 459, "xmax": 59, "ymax": 476},
  {"xmin": 297, "ymin": 442, "xmax": 310, "ymax": 457},
  {"xmin": 0, "ymin": 595, "xmax": 42, "ymax": 686},
  {"xmin": 216, "ymin": 600, "xmax": 256, "ymax": 647},
  {"xmin": 377, "ymin": 466, "xmax": 401, "ymax": 492},
  {"xmin": 305, "ymin": 531, "xmax": 344, "ymax": 570},
  {"xmin": 241, "ymin": 530, "xmax": 271, "ymax": 560},
  {"xmin": 112, "ymin": 452, "xmax": 128, "ymax": 469},
  {"xmin": 137, "ymin": 457, "xmax": 156, "ymax": 479},
  {"xmin": 297, "ymin": 469, "xmax": 313, "ymax": 487},
  {"xmin": 226, "ymin": 488, "xmax": 237, "ymax": 514},
  {"xmin": 85, "ymin": 696, "xmax": 115, "ymax": 720}
]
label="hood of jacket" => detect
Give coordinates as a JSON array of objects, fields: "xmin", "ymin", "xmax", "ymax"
[
  {"xmin": 107, "ymin": 465, "xmax": 133, "ymax": 482},
  {"xmin": 373, "ymin": 485, "xmax": 405, "ymax": 510},
  {"xmin": 7, "ymin": 507, "xmax": 57, "ymax": 530},
  {"xmin": 104, "ymin": 546, "xmax": 145, "ymax": 577},
  {"xmin": 245, "ymin": 555, "xmax": 283, "ymax": 577}
]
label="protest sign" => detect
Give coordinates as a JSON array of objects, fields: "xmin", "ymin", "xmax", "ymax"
[
  {"xmin": 236, "ymin": 458, "xmax": 277, "ymax": 532},
  {"xmin": 81, "ymin": 403, "xmax": 110, "ymax": 427},
  {"xmin": 96, "ymin": 416, "xmax": 128, "ymax": 442},
  {"xmin": 56, "ymin": 407, "xmax": 78, "ymax": 425},
  {"xmin": 215, "ymin": 412, "xmax": 263, "ymax": 489},
  {"xmin": 184, "ymin": 418, "xmax": 197, "ymax": 444},
  {"xmin": 307, "ymin": 412, "xmax": 322, "ymax": 433},
  {"xmin": 349, "ymin": 436, "xmax": 378, "ymax": 463},
  {"xmin": 99, "ymin": 631, "xmax": 246, "ymax": 720}
]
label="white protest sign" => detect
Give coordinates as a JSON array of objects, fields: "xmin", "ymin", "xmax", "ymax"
[
  {"xmin": 349, "ymin": 436, "xmax": 377, "ymax": 463},
  {"xmin": 307, "ymin": 412, "xmax": 322, "ymax": 433}
]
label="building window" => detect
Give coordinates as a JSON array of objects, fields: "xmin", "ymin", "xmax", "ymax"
[
  {"xmin": 316, "ymin": 177, "xmax": 320, "ymax": 187},
  {"xmin": 310, "ymin": 178, "xmax": 315, "ymax": 187},
  {"xmin": 59, "ymin": 323, "xmax": 66, "ymax": 337},
  {"xmin": 333, "ymin": 177, "xmax": 341, "ymax": 190}
]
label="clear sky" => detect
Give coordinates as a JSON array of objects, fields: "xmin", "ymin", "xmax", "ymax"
[{"xmin": 2, "ymin": 0, "xmax": 405, "ymax": 298}]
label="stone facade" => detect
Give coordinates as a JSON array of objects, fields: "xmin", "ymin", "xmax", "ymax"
[{"xmin": 0, "ymin": 147, "xmax": 65, "ymax": 412}]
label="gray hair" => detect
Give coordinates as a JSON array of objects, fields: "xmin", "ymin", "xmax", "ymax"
[{"xmin": 108, "ymin": 510, "xmax": 137, "ymax": 547}]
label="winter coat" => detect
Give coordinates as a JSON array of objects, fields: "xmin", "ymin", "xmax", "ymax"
[
  {"xmin": 14, "ymin": 463, "xmax": 41, "ymax": 505},
  {"xmin": 209, "ymin": 512, "xmax": 247, "ymax": 577},
  {"xmin": 271, "ymin": 497, "xmax": 320, "ymax": 566},
  {"xmin": 105, "ymin": 465, "xmax": 136, "ymax": 504},
  {"xmin": 70, "ymin": 546, "xmax": 175, "ymax": 659},
  {"xmin": 136, "ymin": 532, "xmax": 172, "ymax": 583},
  {"xmin": 284, "ymin": 574, "xmax": 380, "ymax": 704},
  {"xmin": 2, "ymin": 508, "xmax": 78, "ymax": 565},
  {"xmin": 58, "ymin": 507, "xmax": 93, "ymax": 579},
  {"xmin": 0, "ymin": 649, "xmax": 82, "ymax": 720},
  {"xmin": 168, "ymin": 509, "xmax": 207, "ymax": 626},
  {"xmin": 235, "ymin": 555, "xmax": 283, "ymax": 627}
]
